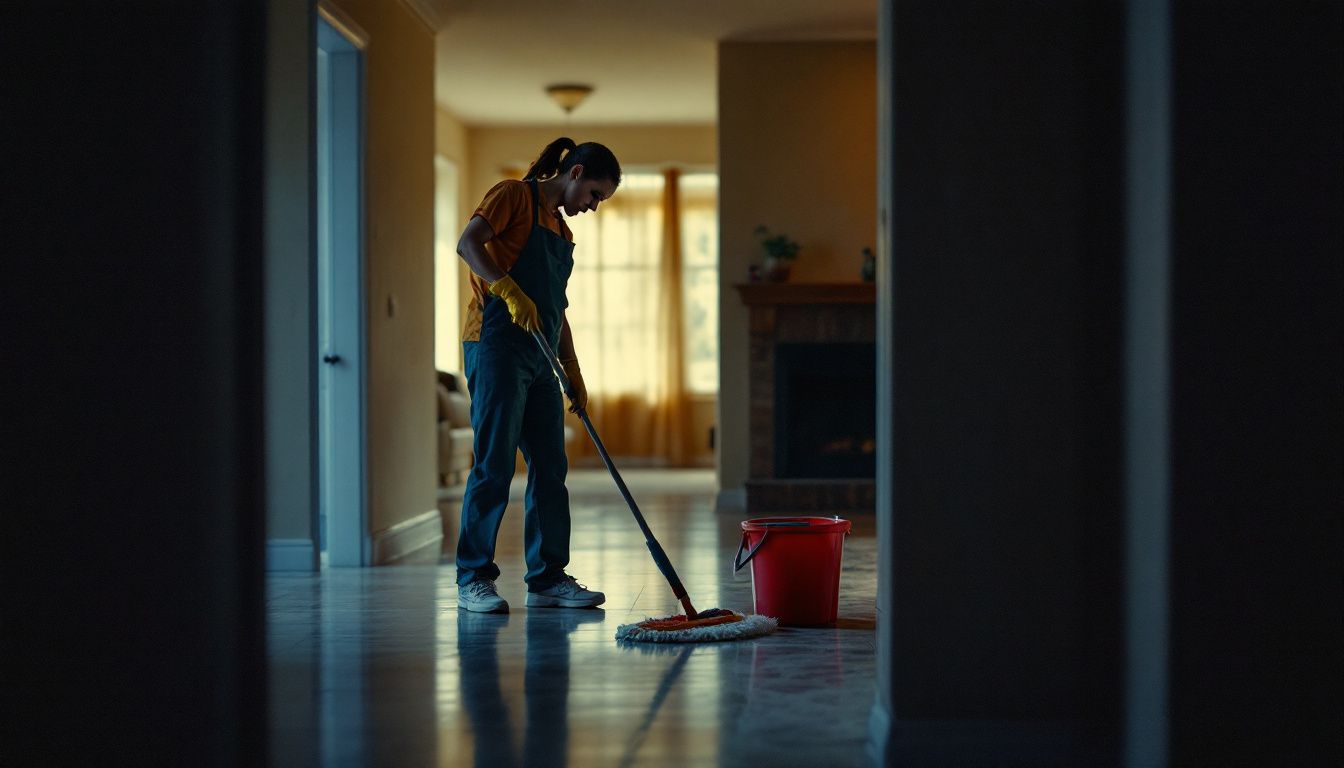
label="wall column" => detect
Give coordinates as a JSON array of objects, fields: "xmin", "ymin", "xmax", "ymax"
[{"xmin": 874, "ymin": 1, "xmax": 1342, "ymax": 764}]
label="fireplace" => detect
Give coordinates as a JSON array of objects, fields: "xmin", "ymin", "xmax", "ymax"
[
  {"xmin": 736, "ymin": 282, "xmax": 876, "ymax": 512},
  {"xmin": 774, "ymin": 343, "xmax": 876, "ymax": 478}
]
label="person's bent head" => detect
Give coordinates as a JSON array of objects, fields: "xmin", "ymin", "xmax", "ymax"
[{"xmin": 524, "ymin": 137, "xmax": 621, "ymax": 217}]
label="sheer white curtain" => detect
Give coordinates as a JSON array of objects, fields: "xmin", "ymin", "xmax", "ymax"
[
  {"xmin": 563, "ymin": 170, "xmax": 709, "ymax": 464},
  {"xmin": 565, "ymin": 174, "xmax": 664, "ymax": 399}
]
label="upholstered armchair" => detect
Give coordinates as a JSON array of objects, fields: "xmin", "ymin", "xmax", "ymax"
[{"xmin": 437, "ymin": 370, "xmax": 474, "ymax": 486}]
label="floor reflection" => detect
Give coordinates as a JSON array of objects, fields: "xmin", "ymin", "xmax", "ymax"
[
  {"xmin": 455, "ymin": 607, "xmax": 607, "ymax": 768},
  {"xmin": 616, "ymin": 644, "xmax": 696, "ymax": 768},
  {"xmin": 523, "ymin": 610, "xmax": 603, "ymax": 766},
  {"xmin": 456, "ymin": 611, "xmax": 514, "ymax": 767},
  {"xmin": 270, "ymin": 469, "xmax": 879, "ymax": 767}
]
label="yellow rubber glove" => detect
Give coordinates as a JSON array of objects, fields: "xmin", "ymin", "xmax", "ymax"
[
  {"xmin": 560, "ymin": 358, "xmax": 588, "ymax": 413},
  {"xmin": 488, "ymin": 275, "xmax": 539, "ymax": 332}
]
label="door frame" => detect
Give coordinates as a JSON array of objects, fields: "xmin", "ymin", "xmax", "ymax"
[{"xmin": 316, "ymin": 3, "xmax": 370, "ymax": 567}]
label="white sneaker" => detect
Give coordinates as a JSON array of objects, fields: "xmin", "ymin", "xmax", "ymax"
[
  {"xmin": 458, "ymin": 578, "xmax": 509, "ymax": 613},
  {"xmin": 525, "ymin": 574, "xmax": 605, "ymax": 608}
]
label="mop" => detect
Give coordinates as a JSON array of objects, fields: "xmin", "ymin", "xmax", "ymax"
[{"xmin": 530, "ymin": 330, "xmax": 776, "ymax": 643}]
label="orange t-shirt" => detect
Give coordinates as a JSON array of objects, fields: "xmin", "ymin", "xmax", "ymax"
[{"xmin": 461, "ymin": 179, "xmax": 573, "ymax": 342}]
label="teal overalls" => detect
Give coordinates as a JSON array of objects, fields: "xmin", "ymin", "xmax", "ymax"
[{"xmin": 457, "ymin": 179, "xmax": 575, "ymax": 590}]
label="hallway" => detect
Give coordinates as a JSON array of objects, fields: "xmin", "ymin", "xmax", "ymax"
[{"xmin": 268, "ymin": 470, "xmax": 879, "ymax": 767}]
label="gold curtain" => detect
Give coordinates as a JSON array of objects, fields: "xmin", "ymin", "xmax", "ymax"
[
  {"xmin": 562, "ymin": 169, "xmax": 696, "ymax": 466},
  {"xmin": 651, "ymin": 168, "xmax": 693, "ymax": 465}
]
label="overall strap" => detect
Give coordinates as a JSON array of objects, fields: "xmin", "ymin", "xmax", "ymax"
[{"xmin": 528, "ymin": 178, "xmax": 542, "ymax": 227}]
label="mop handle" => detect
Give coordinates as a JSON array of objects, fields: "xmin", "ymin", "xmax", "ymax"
[{"xmin": 530, "ymin": 330, "xmax": 697, "ymax": 617}]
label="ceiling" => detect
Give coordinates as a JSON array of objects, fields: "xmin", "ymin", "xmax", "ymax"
[{"xmin": 429, "ymin": 0, "xmax": 878, "ymax": 126}]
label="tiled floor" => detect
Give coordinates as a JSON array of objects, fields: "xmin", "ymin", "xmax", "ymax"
[{"xmin": 268, "ymin": 469, "xmax": 879, "ymax": 767}]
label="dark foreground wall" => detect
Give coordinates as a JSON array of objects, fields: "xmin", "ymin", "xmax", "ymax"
[
  {"xmin": 889, "ymin": 0, "xmax": 1126, "ymax": 725},
  {"xmin": 3, "ymin": 3, "xmax": 268, "ymax": 765},
  {"xmin": 875, "ymin": 0, "xmax": 1341, "ymax": 765},
  {"xmin": 1169, "ymin": 2, "xmax": 1343, "ymax": 764}
]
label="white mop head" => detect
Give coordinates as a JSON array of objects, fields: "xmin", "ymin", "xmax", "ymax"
[{"xmin": 615, "ymin": 613, "xmax": 778, "ymax": 643}]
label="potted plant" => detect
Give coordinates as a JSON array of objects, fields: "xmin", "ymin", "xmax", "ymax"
[{"xmin": 754, "ymin": 225, "xmax": 800, "ymax": 282}]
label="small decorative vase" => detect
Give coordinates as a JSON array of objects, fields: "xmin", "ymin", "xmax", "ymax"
[{"xmin": 764, "ymin": 256, "xmax": 791, "ymax": 282}]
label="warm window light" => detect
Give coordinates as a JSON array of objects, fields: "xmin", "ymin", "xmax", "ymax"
[{"xmin": 545, "ymin": 83, "xmax": 593, "ymax": 114}]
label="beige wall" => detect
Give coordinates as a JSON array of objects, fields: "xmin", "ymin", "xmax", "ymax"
[
  {"xmin": 717, "ymin": 40, "xmax": 877, "ymax": 500},
  {"xmin": 435, "ymin": 106, "xmax": 472, "ymax": 230},
  {"xmin": 435, "ymin": 106, "xmax": 470, "ymax": 167},
  {"xmin": 328, "ymin": 0, "xmax": 438, "ymax": 538},
  {"xmin": 435, "ymin": 106, "xmax": 473, "ymax": 370},
  {"xmin": 689, "ymin": 396, "xmax": 717, "ymax": 468},
  {"xmin": 265, "ymin": 0, "xmax": 315, "ymax": 545}
]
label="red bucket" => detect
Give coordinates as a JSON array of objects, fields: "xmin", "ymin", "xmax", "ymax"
[{"xmin": 734, "ymin": 516, "xmax": 851, "ymax": 627}]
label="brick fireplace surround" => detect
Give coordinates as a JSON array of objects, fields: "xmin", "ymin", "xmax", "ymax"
[{"xmin": 736, "ymin": 282, "xmax": 876, "ymax": 513}]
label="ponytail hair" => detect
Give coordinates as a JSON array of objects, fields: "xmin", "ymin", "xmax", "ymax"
[{"xmin": 522, "ymin": 137, "xmax": 622, "ymax": 187}]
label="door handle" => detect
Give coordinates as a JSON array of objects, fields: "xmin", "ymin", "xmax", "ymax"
[{"xmin": 323, "ymin": 354, "xmax": 342, "ymax": 364}]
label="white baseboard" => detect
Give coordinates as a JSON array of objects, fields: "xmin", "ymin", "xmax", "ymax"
[
  {"xmin": 715, "ymin": 487, "xmax": 746, "ymax": 512},
  {"xmin": 267, "ymin": 538, "xmax": 317, "ymax": 571},
  {"xmin": 371, "ymin": 508, "xmax": 443, "ymax": 565}
]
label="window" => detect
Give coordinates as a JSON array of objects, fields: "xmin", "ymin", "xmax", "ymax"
[
  {"xmin": 564, "ymin": 171, "xmax": 719, "ymax": 397},
  {"xmin": 679, "ymin": 173, "xmax": 719, "ymax": 394},
  {"xmin": 565, "ymin": 173, "xmax": 664, "ymax": 396}
]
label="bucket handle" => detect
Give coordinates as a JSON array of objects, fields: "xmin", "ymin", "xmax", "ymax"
[
  {"xmin": 733, "ymin": 530, "xmax": 767, "ymax": 572},
  {"xmin": 732, "ymin": 522, "xmax": 809, "ymax": 572}
]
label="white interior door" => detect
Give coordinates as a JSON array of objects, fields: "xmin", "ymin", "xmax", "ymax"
[{"xmin": 317, "ymin": 13, "xmax": 368, "ymax": 567}]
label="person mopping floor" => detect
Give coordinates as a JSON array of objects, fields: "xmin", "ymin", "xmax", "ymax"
[
  {"xmin": 453, "ymin": 137, "xmax": 621, "ymax": 614},
  {"xmin": 453, "ymin": 137, "xmax": 776, "ymax": 644},
  {"xmin": 527, "ymin": 330, "xmax": 777, "ymax": 644}
]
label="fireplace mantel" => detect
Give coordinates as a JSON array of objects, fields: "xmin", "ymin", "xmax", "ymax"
[
  {"xmin": 735, "ymin": 282, "xmax": 875, "ymax": 306},
  {"xmin": 737, "ymin": 282, "xmax": 876, "ymax": 513}
]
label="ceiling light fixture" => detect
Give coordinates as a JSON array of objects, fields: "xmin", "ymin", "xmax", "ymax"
[{"xmin": 545, "ymin": 83, "xmax": 594, "ymax": 115}]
